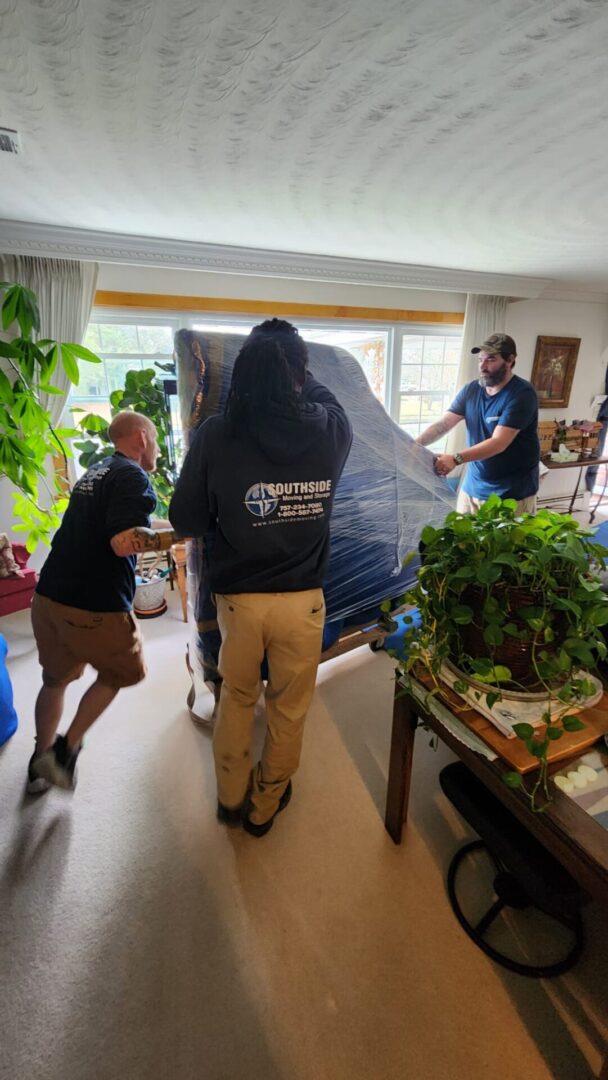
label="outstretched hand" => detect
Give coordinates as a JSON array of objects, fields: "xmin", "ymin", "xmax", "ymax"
[{"xmin": 433, "ymin": 454, "xmax": 456, "ymax": 476}]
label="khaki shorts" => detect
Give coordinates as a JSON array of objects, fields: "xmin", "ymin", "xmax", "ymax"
[{"xmin": 31, "ymin": 593, "xmax": 146, "ymax": 690}]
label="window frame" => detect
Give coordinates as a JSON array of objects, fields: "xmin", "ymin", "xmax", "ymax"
[
  {"xmin": 191, "ymin": 315, "xmax": 393, "ymax": 410},
  {"xmin": 83, "ymin": 307, "xmax": 462, "ymax": 430},
  {"xmin": 388, "ymin": 323, "xmax": 463, "ymax": 439},
  {"xmin": 73, "ymin": 312, "xmax": 182, "ymax": 409}
]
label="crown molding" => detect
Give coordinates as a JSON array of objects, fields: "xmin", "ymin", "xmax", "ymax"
[
  {"xmin": 537, "ymin": 285, "xmax": 608, "ymax": 304},
  {"xmin": 0, "ymin": 218, "xmax": 554, "ymax": 298}
]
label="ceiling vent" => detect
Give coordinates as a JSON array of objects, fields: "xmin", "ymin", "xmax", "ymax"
[{"xmin": 0, "ymin": 128, "xmax": 21, "ymax": 154}]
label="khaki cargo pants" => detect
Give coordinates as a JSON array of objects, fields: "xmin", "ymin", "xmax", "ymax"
[{"xmin": 213, "ymin": 589, "xmax": 325, "ymax": 825}]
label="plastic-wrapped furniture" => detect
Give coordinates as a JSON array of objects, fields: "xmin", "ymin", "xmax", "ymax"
[{"xmin": 174, "ymin": 330, "xmax": 453, "ymax": 696}]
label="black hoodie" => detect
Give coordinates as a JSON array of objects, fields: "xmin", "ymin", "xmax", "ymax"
[{"xmin": 169, "ymin": 375, "xmax": 353, "ymax": 594}]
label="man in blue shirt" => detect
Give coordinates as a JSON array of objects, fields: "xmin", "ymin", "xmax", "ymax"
[{"xmin": 416, "ymin": 333, "xmax": 540, "ymax": 513}]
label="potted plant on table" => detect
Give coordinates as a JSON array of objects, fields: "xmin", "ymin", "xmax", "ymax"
[{"xmin": 392, "ymin": 496, "xmax": 608, "ymax": 809}]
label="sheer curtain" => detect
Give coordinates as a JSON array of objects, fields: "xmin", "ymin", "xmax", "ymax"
[
  {"xmin": 0, "ymin": 255, "xmax": 98, "ymax": 426},
  {"xmin": 446, "ymin": 293, "xmax": 509, "ymax": 455}
]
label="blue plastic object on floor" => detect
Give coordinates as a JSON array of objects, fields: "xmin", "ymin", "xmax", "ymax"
[
  {"xmin": 593, "ymin": 520, "xmax": 608, "ymax": 553},
  {"xmin": 371, "ymin": 608, "xmax": 422, "ymax": 655},
  {"xmin": 0, "ymin": 633, "xmax": 18, "ymax": 747}
]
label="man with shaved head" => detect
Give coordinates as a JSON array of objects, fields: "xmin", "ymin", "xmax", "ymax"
[{"xmin": 28, "ymin": 410, "xmax": 176, "ymax": 792}]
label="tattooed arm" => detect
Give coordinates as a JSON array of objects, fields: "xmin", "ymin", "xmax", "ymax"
[
  {"xmin": 110, "ymin": 526, "xmax": 178, "ymax": 558},
  {"xmin": 415, "ymin": 412, "xmax": 462, "ymax": 447}
]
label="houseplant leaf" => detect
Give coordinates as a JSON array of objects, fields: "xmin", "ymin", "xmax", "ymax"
[
  {"xmin": 63, "ymin": 342, "xmax": 102, "ymax": 364},
  {"xmin": 0, "ymin": 282, "xmax": 104, "ymax": 549},
  {"xmin": 58, "ymin": 343, "xmax": 80, "ymax": 385}
]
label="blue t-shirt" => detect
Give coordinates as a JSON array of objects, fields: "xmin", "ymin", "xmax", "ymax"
[
  {"xmin": 449, "ymin": 375, "xmax": 539, "ymax": 500},
  {"xmin": 37, "ymin": 452, "xmax": 157, "ymax": 612}
]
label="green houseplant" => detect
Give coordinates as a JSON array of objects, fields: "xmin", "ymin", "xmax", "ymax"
[
  {"xmin": 0, "ymin": 282, "xmax": 101, "ymax": 550},
  {"xmin": 73, "ymin": 365, "xmax": 176, "ymax": 517},
  {"xmin": 393, "ymin": 496, "xmax": 608, "ymax": 809}
]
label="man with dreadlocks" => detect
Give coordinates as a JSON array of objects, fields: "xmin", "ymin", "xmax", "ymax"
[{"xmin": 170, "ymin": 319, "xmax": 352, "ymax": 836}]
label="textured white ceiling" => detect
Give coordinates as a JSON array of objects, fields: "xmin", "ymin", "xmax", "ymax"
[{"xmin": 1, "ymin": 0, "xmax": 608, "ymax": 286}]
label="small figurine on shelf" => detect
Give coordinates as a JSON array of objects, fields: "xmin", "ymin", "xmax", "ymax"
[
  {"xmin": 0, "ymin": 534, "xmax": 24, "ymax": 579},
  {"xmin": 552, "ymin": 419, "xmax": 567, "ymax": 453},
  {"xmin": 576, "ymin": 420, "xmax": 604, "ymax": 459}
]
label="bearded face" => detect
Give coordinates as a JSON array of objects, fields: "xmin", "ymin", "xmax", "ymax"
[{"xmin": 478, "ymin": 352, "xmax": 512, "ymax": 388}]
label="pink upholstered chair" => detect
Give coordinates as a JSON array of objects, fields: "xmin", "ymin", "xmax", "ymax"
[{"xmin": 0, "ymin": 542, "xmax": 37, "ymax": 617}]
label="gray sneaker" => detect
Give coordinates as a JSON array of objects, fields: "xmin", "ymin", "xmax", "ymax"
[
  {"xmin": 32, "ymin": 735, "xmax": 80, "ymax": 791},
  {"xmin": 27, "ymin": 752, "xmax": 51, "ymax": 795}
]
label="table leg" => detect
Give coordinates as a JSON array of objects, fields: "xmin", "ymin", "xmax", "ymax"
[
  {"xmin": 385, "ymin": 683, "xmax": 418, "ymax": 844},
  {"xmin": 171, "ymin": 542, "xmax": 188, "ymax": 623},
  {"xmin": 589, "ymin": 467, "xmax": 608, "ymax": 524},
  {"xmin": 567, "ymin": 464, "xmax": 584, "ymax": 515}
]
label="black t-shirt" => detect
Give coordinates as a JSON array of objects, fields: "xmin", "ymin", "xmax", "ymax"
[{"xmin": 36, "ymin": 452, "xmax": 157, "ymax": 612}]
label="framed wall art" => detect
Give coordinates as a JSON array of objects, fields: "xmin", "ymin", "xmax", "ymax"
[{"xmin": 531, "ymin": 335, "xmax": 581, "ymax": 409}]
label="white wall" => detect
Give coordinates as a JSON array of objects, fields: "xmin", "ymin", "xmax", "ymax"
[
  {"xmin": 507, "ymin": 298, "xmax": 608, "ymax": 419},
  {"xmin": 506, "ymin": 298, "xmax": 608, "ymax": 502},
  {"xmin": 96, "ymin": 263, "xmax": 467, "ymax": 313}
]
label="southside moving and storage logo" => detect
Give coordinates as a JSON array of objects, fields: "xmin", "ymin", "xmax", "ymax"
[
  {"xmin": 244, "ymin": 482, "xmax": 279, "ymax": 518},
  {"xmin": 244, "ymin": 480, "xmax": 332, "ymax": 523}
]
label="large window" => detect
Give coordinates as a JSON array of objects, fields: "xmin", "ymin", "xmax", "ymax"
[
  {"xmin": 299, "ymin": 328, "xmax": 388, "ymax": 404},
  {"xmin": 76, "ymin": 312, "xmax": 462, "ymax": 451},
  {"xmin": 68, "ymin": 317, "xmax": 181, "ymax": 475},
  {"xmin": 394, "ymin": 331, "xmax": 461, "ymax": 441},
  {"xmin": 75, "ymin": 319, "xmax": 179, "ymax": 423},
  {"xmin": 191, "ymin": 321, "xmax": 389, "ymax": 404}
]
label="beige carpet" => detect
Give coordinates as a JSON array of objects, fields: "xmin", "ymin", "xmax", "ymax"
[{"xmin": 1, "ymin": 592, "xmax": 607, "ymax": 1080}]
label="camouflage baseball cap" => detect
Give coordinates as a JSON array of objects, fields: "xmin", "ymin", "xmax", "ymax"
[{"xmin": 471, "ymin": 333, "xmax": 517, "ymax": 358}]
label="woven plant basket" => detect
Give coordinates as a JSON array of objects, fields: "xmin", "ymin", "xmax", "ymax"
[
  {"xmin": 456, "ymin": 584, "xmax": 568, "ymax": 690},
  {"xmin": 134, "ymin": 576, "xmax": 167, "ymax": 614}
]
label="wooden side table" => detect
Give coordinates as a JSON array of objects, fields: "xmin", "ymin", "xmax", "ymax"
[
  {"xmin": 384, "ymin": 674, "xmax": 608, "ymax": 905},
  {"xmin": 541, "ymin": 455, "xmax": 608, "ymax": 516}
]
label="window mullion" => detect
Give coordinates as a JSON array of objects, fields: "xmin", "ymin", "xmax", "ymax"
[{"xmin": 387, "ymin": 326, "xmax": 403, "ymax": 424}]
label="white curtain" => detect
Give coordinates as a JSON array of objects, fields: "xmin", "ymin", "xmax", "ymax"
[
  {"xmin": 447, "ymin": 293, "xmax": 509, "ymax": 455},
  {"xmin": 0, "ymin": 255, "xmax": 98, "ymax": 426}
]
